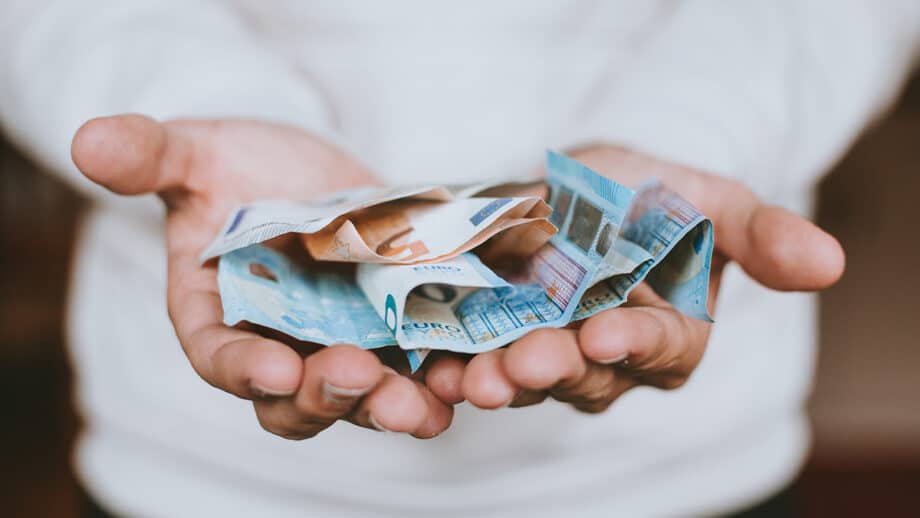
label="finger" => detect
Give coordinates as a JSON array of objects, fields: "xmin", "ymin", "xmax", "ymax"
[
  {"xmin": 548, "ymin": 363, "xmax": 627, "ymax": 412},
  {"xmin": 161, "ymin": 253, "xmax": 301, "ymax": 399},
  {"xmin": 294, "ymin": 344, "xmax": 384, "ymax": 418},
  {"xmin": 409, "ymin": 381, "xmax": 455, "ymax": 439},
  {"xmin": 424, "ymin": 352, "xmax": 469, "ymax": 405},
  {"xmin": 578, "ymin": 284, "xmax": 674, "ymax": 365},
  {"xmin": 508, "ymin": 389, "xmax": 548, "ymax": 408},
  {"xmin": 461, "ymin": 350, "xmax": 519, "ymax": 409},
  {"xmin": 739, "ymin": 205, "xmax": 844, "ymax": 291},
  {"xmin": 698, "ymin": 179, "xmax": 844, "ymax": 291},
  {"xmin": 71, "ymin": 114, "xmax": 191, "ymax": 197},
  {"xmin": 253, "ymin": 345, "xmax": 383, "ymax": 439},
  {"xmin": 569, "ymin": 379, "xmax": 635, "ymax": 414},
  {"xmin": 579, "ymin": 304, "xmax": 705, "ymax": 389},
  {"xmin": 196, "ymin": 326, "xmax": 305, "ymax": 399},
  {"xmin": 575, "ymin": 148, "xmax": 844, "ymax": 291},
  {"xmin": 503, "ymin": 329, "xmax": 629, "ymax": 411},
  {"xmin": 350, "ymin": 371, "xmax": 429, "ymax": 433},
  {"xmin": 501, "ymin": 328, "xmax": 586, "ymax": 391}
]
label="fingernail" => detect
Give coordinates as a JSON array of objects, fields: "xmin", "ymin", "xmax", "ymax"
[
  {"xmin": 322, "ymin": 382, "xmax": 372, "ymax": 405},
  {"xmin": 368, "ymin": 414, "xmax": 394, "ymax": 433},
  {"xmin": 596, "ymin": 352, "xmax": 629, "ymax": 365},
  {"xmin": 250, "ymin": 384, "xmax": 292, "ymax": 399}
]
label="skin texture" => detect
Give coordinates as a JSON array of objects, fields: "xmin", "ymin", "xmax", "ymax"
[
  {"xmin": 72, "ymin": 114, "xmax": 452, "ymax": 439},
  {"xmin": 423, "ymin": 146, "xmax": 845, "ymax": 413},
  {"xmin": 73, "ymin": 116, "xmax": 845, "ymax": 439}
]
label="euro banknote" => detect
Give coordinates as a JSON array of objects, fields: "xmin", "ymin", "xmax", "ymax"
[
  {"xmin": 219, "ymin": 244, "xmax": 395, "ymax": 348},
  {"xmin": 216, "ymin": 151, "xmax": 714, "ymax": 370},
  {"xmin": 219, "ymin": 246, "xmax": 507, "ymax": 349},
  {"xmin": 357, "ymin": 151, "xmax": 635, "ymax": 355},
  {"xmin": 572, "ymin": 181, "xmax": 714, "ymax": 322},
  {"xmin": 303, "ymin": 195, "xmax": 555, "ymax": 264},
  {"xmin": 201, "ymin": 179, "xmax": 547, "ymax": 261}
]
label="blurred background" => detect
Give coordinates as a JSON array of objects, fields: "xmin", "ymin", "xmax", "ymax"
[{"xmin": 1, "ymin": 74, "xmax": 918, "ymax": 517}]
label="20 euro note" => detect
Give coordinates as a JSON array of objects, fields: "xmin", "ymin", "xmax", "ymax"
[
  {"xmin": 201, "ymin": 179, "xmax": 549, "ymax": 262},
  {"xmin": 358, "ymin": 151, "xmax": 636, "ymax": 356},
  {"xmin": 216, "ymin": 151, "xmax": 714, "ymax": 370},
  {"xmin": 218, "ymin": 245, "xmax": 508, "ymax": 350},
  {"xmin": 357, "ymin": 152, "xmax": 714, "ymax": 366},
  {"xmin": 572, "ymin": 181, "xmax": 714, "ymax": 322}
]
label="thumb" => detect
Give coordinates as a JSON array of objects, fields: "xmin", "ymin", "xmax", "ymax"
[
  {"xmin": 736, "ymin": 205, "xmax": 845, "ymax": 291},
  {"xmin": 709, "ymin": 179, "xmax": 845, "ymax": 292},
  {"xmin": 71, "ymin": 114, "xmax": 190, "ymax": 196}
]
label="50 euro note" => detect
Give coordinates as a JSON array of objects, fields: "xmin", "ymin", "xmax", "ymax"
[
  {"xmin": 303, "ymin": 195, "xmax": 555, "ymax": 264},
  {"xmin": 357, "ymin": 152, "xmax": 714, "ymax": 368},
  {"xmin": 201, "ymin": 178, "xmax": 549, "ymax": 262},
  {"xmin": 356, "ymin": 151, "xmax": 636, "ymax": 366}
]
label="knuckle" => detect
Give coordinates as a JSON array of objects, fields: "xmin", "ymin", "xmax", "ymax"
[
  {"xmin": 573, "ymin": 399, "xmax": 614, "ymax": 414},
  {"xmin": 632, "ymin": 341, "xmax": 674, "ymax": 372},
  {"xmin": 278, "ymin": 430, "xmax": 314, "ymax": 441},
  {"xmin": 299, "ymin": 414, "xmax": 334, "ymax": 430},
  {"xmin": 553, "ymin": 373, "xmax": 617, "ymax": 405},
  {"xmin": 653, "ymin": 374, "xmax": 689, "ymax": 390},
  {"xmin": 576, "ymin": 382, "xmax": 617, "ymax": 403},
  {"xmin": 311, "ymin": 393, "xmax": 359, "ymax": 416},
  {"xmin": 632, "ymin": 320, "xmax": 692, "ymax": 374},
  {"xmin": 509, "ymin": 390, "xmax": 548, "ymax": 408},
  {"xmin": 255, "ymin": 412, "xmax": 289, "ymax": 438},
  {"xmin": 255, "ymin": 405, "xmax": 326, "ymax": 440}
]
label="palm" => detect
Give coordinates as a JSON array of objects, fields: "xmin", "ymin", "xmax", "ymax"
[
  {"xmin": 422, "ymin": 145, "xmax": 845, "ymax": 412},
  {"xmin": 73, "ymin": 115, "xmax": 452, "ymax": 439}
]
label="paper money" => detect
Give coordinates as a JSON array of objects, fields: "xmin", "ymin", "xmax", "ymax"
[
  {"xmin": 357, "ymin": 151, "xmax": 634, "ymax": 354},
  {"xmin": 303, "ymin": 196, "xmax": 555, "ymax": 264},
  {"xmin": 356, "ymin": 252, "xmax": 510, "ymax": 338},
  {"xmin": 219, "ymin": 244, "xmax": 395, "ymax": 348},
  {"xmin": 215, "ymin": 151, "xmax": 714, "ymax": 371},
  {"xmin": 219, "ymin": 245, "xmax": 508, "ymax": 349},
  {"xmin": 201, "ymin": 179, "xmax": 546, "ymax": 261},
  {"xmin": 573, "ymin": 181, "xmax": 714, "ymax": 322}
]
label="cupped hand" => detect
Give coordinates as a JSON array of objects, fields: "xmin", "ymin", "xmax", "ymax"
[
  {"xmin": 422, "ymin": 145, "xmax": 846, "ymax": 412},
  {"xmin": 72, "ymin": 114, "xmax": 452, "ymax": 439}
]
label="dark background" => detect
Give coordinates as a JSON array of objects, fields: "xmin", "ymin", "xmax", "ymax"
[{"xmin": 2, "ymin": 75, "xmax": 919, "ymax": 517}]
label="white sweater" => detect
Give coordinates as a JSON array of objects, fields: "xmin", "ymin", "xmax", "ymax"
[{"xmin": 1, "ymin": 1, "xmax": 918, "ymax": 516}]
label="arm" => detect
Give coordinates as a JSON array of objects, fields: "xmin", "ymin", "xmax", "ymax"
[
  {"xmin": 558, "ymin": 0, "xmax": 920, "ymax": 193},
  {"xmin": 1, "ymin": 1, "xmax": 449, "ymax": 439},
  {"xmin": 428, "ymin": 1, "xmax": 919, "ymax": 412},
  {"xmin": 0, "ymin": 0, "xmax": 333, "ymax": 209}
]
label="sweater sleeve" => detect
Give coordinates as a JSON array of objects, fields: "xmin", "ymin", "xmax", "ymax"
[
  {"xmin": 0, "ymin": 0, "xmax": 336, "ymax": 214},
  {"xmin": 556, "ymin": 0, "xmax": 920, "ymax": 198}
]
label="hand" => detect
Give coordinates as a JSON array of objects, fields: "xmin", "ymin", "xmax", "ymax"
[
  {"xmin": 72, "ymin": 114, "xmax": 453, "ymax": 439},
  {"xmin": 422, "ymin": 145, "xmax": 845, "ymax": 412}
]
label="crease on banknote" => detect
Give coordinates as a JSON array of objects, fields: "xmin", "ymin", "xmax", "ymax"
[{"xmin": 214, "ymin": 151, "xmax": 715, "ymax": 372}]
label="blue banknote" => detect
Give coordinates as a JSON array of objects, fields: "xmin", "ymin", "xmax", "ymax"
[
  {"xmin": 219, "ymin": 244, "xmax": 396, "ymax": 349},
  {"xmin": 217, "ymin": 151, "xmax": 714, "ymax": 370},
  {"xmin": 375, "ymin": 151, "xmax": 635, "ymax": 355},
  {"xmin": 572, "ymin": 181, "xmax": 714, "ymax": 322}
]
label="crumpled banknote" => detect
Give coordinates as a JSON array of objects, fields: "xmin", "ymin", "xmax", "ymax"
[
  {"xmin": 202, "ymin": 179, "xmax": 552, "ymax": 263},
  {"xmin": 216, "ymin": 151, "xmax": 714, "ymax": 370},
  {"xmin": 303, "ymin": 195, "xmax": 554, "ymax": 264}
]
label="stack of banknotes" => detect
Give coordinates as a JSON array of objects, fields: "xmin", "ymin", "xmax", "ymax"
[{"xmin": 204, "ymin": 152, "xmax": 715, "ymax": 371}]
